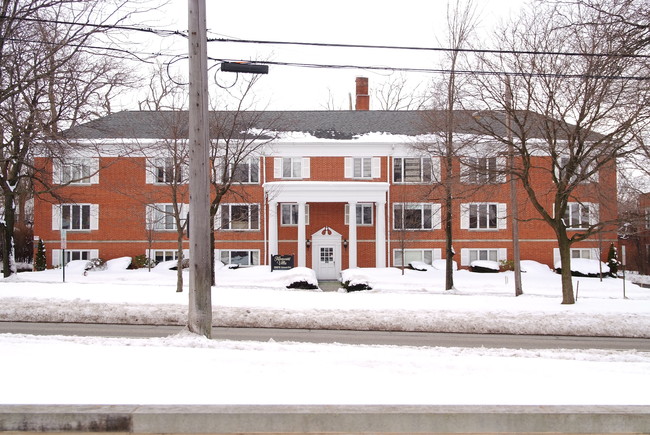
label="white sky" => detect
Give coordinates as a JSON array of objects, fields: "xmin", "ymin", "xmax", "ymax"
[{"xmin": 122, "ymin": 0, "xmax": 526, "ymax": 111}]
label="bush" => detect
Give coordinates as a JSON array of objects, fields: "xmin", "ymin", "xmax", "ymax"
[
  {"xmin": 34, "ymin": 239, "xmax": 47, "ymax": 271},
  {"xmin": 87, "ymin": 258, "xmax": 106, "ymax": 271},
  {"xmin": 341, "ymin": 280, "xmax": 372, "ymax": 292},
  {"xmin": 133, "ymin": 254, "xmax": 155, "ymax": 269},
  {"xmin": 286, "ymin": 280, "xmax": 319, "ymax": 290}
]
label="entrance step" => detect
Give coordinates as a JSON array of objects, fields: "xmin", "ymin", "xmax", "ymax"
[{"xmin": 318, "ymin": 280, "xmax": 342, "ymax": 292}]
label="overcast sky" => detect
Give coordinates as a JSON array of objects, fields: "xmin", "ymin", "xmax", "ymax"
[{"xmin": 126, "ymin": 0, "xmax": 527, "ymax": 111}]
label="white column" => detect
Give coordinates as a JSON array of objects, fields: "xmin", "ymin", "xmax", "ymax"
[
  {"xmin": 348, "ymin": 201, "xmax": 357, "ymax": 268},
  {"xmin": 297, "ymin": 201, "xmax": 306, "ymax": 267},
  {"xmin": 268, "ymin": 201, "xmax": 278, "ymax": 263},
  {"xmin": 375, "ymin": 200, "xmax": 386, "ymax": 268}
]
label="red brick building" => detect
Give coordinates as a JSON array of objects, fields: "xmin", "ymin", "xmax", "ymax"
[{"xmin": 33, "ymin": 102, "xmax": 619, "ymax": 279}]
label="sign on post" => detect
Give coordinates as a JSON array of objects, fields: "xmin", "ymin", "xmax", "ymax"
[{"xmin": 271, "ymin": 254, "xmax": 294, "ymax": 271}]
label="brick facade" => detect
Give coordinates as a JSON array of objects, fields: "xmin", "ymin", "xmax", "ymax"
[{"xmin": 32, "ymin": 110, "xmax": 620, "ymax": 278}]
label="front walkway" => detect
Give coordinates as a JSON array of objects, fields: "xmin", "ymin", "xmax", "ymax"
[{"xmin": 318, "ymin": 280, "xmax": 341, "ymax": 292}]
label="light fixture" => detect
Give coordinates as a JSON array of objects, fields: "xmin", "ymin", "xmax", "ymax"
[
  {"xmin": 306, "ymin": 239, "xmax": 311, "ymax": 248},
  {"xmin": 343, "ymin": 239, "xmax": 348, "ymax": 249}
]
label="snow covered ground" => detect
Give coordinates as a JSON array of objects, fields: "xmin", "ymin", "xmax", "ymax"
[{"xmin": 1, "ymin": 259, "xmax": 649, "ymax": 405}]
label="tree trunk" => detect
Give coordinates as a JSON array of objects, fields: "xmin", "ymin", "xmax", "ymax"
[
  {"xmin": 444, "ymin": 182, "xmax": 454, "ymax": 290},
  {"xmin": 557, "ymin": 233, "xmax": 575, "ymax": 304},
  {"xmin": 2, "ymin": 192, "xmax": 16, "ymax": 277}
]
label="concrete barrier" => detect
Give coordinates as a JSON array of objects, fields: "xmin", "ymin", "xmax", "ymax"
[{"xmin": 1, "ymin": 405, "xmax": 649, "ymax": 434}]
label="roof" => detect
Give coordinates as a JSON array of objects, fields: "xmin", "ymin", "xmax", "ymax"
[{"xmin": 63, "ymin": 110, "xmax": 522, "ymax": 141}]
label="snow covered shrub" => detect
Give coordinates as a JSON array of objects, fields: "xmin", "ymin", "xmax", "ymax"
[
  {"xmin": 133, "ymin": 255, "xmax": 155, "ymax": 269},
  {"xmin": 286, "ymin": 280, "xmax": 319, "ymax": 290},
  {"xmin": 470, "ymin": 260, "xmax": 500, "ymax": 273},
  {"xmin": 499, "ymin": 259, "xmax": 514, "ymax": 271},
  {"xmin": 341, "ymin": 280, "xmax": 372, "ymax": 292},
  {"xmin": 87, "ymin": 258, "xmax": 106, "ymax": 271}
]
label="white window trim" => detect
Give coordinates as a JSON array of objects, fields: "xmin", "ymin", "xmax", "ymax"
[
  {"xmin": 52, "ymin": 204, "xmax": 99, "ymax": 231},
  {"xmin": 218, "ymin": 249, "xmax": 260, "ymax": 267},
  {"xmin": 392, "ymin": 157, "xmax": 439, "ymax": 184},
  {"xmin": 460, "ymin": 203, "xmax": 507, "ymax": 230},
  {"xmin": 146, "ymin": 157, "xmax": 188, "ymax": 185},
  {"xmin": 146, "ymin": 203, "xmax": 188, "ymax": 231},
  {"xmin": 280, "ymin": 203, "xmax": 310, "ymax": 226},
  {"xmin": 52, "ymin": 249, "xmax": 99, "ymax": 267},
  {"xmin": 461, "ymin": 156, "xmax": 506, "ymax": 184},
  {"xmin": 53, "ymin": 158, "xmax": 99, "ymax": 185},
  {"xmin": 460, "ymin": 248, "xmax": 507, "ymax": 266},
  {"xmin": 274, "ymin": 157, "xmax": 310, "ymax": 179},
  {"xmin": 560, "ymin": 202, "xmax": 599, "ymax": 230},
  {"xmin": 555, "ymin": 155, "xmax": 599, "ymax": 184},
  {"xmin": 393, "ymin": 203, "xmax": 442, "ymax": 231},
  {"xmin": 393, "ymin": 248, "xmax": 442, "ymax": 267},
  {"xmin": 344, "ymin": 157, "xmax": 381, "ymax": 179},
  {"xmin": 216, "ymin": 203, "xmax": 261, "ymax": 231},
  {"xmin": 553, "ymin": 247, "xmax": 601, "ymax": 265},
  {"xmin": 229, "ymin": 156, "xmax": 260, "ymax": 184},
  {"xmin": 345, "ymin": 203, "xmax": 373, "ymax": 226}
]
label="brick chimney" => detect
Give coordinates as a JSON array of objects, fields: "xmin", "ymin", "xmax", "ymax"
[{"xmin": 355, "ymin": 77, "xmax": 369, "ymax": 111}]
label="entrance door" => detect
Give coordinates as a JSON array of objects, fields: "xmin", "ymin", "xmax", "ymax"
[
  {"xmin": 318, "ymin": 245, "xmax": 337, "ymax": 280},
  {"xmin": 311, "ymin": 227, "xmax": 342, "ymax": 280}
]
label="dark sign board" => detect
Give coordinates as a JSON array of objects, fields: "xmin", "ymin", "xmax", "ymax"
[{"xmin": 271, "ymin": 254, "xmax": 294, "ymax": 271}]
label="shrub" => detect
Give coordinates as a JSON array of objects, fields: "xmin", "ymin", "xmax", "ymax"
[
  {"xmin": 286, "ymin": 280, "xmax": 319, "ymax": 290},
  {"xmin": 34, "ymin": 239, "xmax": 47, "ymax": 271},
  {"xmin": 133, "ymin": 254, "xmax": 155, "ymax": 269},
  {"xmin": 341, "ymin": 280, "xmax": 372, "ymax": 292},
  {"xmin": 88, "ymin": 258, "xmax": 106, "ymax": 271}
]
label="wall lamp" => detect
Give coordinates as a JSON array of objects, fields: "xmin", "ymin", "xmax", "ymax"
[
  {"xmin": 343, "ymin": 239, "xmax": 348, "ymax": 249},
  {"xmin": 306, "ymin": 239, "xmax": 311, "ymax": 249}
]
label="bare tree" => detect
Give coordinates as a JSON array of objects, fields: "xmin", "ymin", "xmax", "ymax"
[
  {"xmin": 208, "ymin": 75, "xmax": 279, "ymax": 284},
  {"xmin": 421, "ymin": 0, "xmax": 480, "ymax": 290},
  {"xmin": 471, "ymin": 1, "xmax": 649, "ymax": 303},
  {"xmin": 0, "ymin": 0, "xmax": 138, "ymax": 276},
  {"xmin": 372, "ymin": 74, "xmax": 433, "ymax": 111}
]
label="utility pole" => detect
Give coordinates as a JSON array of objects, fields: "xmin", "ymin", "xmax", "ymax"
[
  {"xmin": 505, "ymin": 77, "xmax": 523, "ymax": 296},
  {"xmin": 187, "ymin": 0, "xmax": 212, "ymax": 337}
]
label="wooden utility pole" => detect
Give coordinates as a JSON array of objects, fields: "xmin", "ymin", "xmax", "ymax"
[
  {"xmin": 505, "ymin": 77, "xmax": 523, "ymax": 296},
  {"xmin": 187, "ymin": 0, "xmax": 212, "ymax": 337}
]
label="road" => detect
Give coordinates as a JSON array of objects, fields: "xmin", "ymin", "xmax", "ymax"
[{"xmin": 1, "ymin": 321, "xmax": 649, "ymax": 351}]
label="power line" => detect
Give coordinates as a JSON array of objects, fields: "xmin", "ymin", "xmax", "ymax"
[
  {"xmin": 212, "ymin": 58, "xmax": 650, "ymax": 81},
  {"xmin": 209, "ymin": 37, "xmax": 650, "ymax": 59}
]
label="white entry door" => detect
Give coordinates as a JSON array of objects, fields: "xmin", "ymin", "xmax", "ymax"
[
  {"xmin": 318, "ymin": 245, "xmax": 338, "ymax": 280},
  {"xmin": 311, "ymin": 227, "xmax": 342, "ymax": 280}
]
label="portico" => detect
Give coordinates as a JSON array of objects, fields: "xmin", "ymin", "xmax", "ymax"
[{"xmin": 264, "ymin": 181, "xmax": 389, "ymax": 276}]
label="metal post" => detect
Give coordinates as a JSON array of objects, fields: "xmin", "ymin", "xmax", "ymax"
[{"xmin": 187, "ymin": 0, "xmax": 212, "ymax": 338}]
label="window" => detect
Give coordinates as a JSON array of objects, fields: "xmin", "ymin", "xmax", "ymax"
[
  {"xmin": 281, "ymin": 203, "xmax": 310, "ymax": 226},
  {"xmin": 65, "ymin": 250, "xmax": 91, "ymax": 264},
  {"xmin": 61, "ymin": 160, "xmax": 92, "ymax": 184},
  {"xmin": 147, "ymin": 204, "xmax": 186, "ymax": 231},
  {"xmin": 153, "ymin": 250, "xmax": 178, "ymax": 263},
  {"xmin": 393, "ymin": 157, "xmax": 433, "ymax": 183},
  {"xmin": 563, "ymin": 202, "xmax": 597, "ymax": 229},
  {"xmin": 52, "ymin": 204, "xmax": 98, "ymax": 231},
  {"xmin": 220, "ymin": 250, "xmax": 259, "ymax": 266},
  {"xmin": 463, "ymin": 157, "xmax": 504, "ymax": 184},
  {"xmin": 571, "ymin": 248, "xmax": 594, "ymax": 259},
  {"xmin": 155, "ymin": 158, "xmax": 183, "ymax": 183},
  {"xmin": 55, "ymin": 158, "xmax": 98, "ymax": 184},
  {"xmin": 460, "ymin": 248, "xmax": 507, "ymax": 266},
  {"xmin": 231, "ymin": 157, "xmax": 259, "ymax": 183},
  {"xmin": 470, "ymin": 203, "xmax": 497, "ymax": 229},
  {"xmin": 353, "ymin": 157, "xmax": 372, "ymax": 178},
  {"xmin": 557, "ymin": 156, "xmax": 598, "ymax": 183},
  {"xmin": 645, "ymin": 208, "xmax": 650, "ymax": 230},
  {"xmin": 220, "ymin": 204, "xmax": 260, "ymax": 230},
  {"xmin": 461, "ymin": 203, "xmax": 507, "ymax": 230},
  {"xmin": 62, "ymin": 204, "xmax": 91, "ymax": 230},
  {"xmin": 393, "ymin": 203, "xmax": 441, "ymax": 230},
  {"xmin": 393, "ymin": 249, "xmax": 440, "ymax": 267},
  {"xmin": 345, "ymin": 203, "xmax": 373, "ymax": 226}
]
